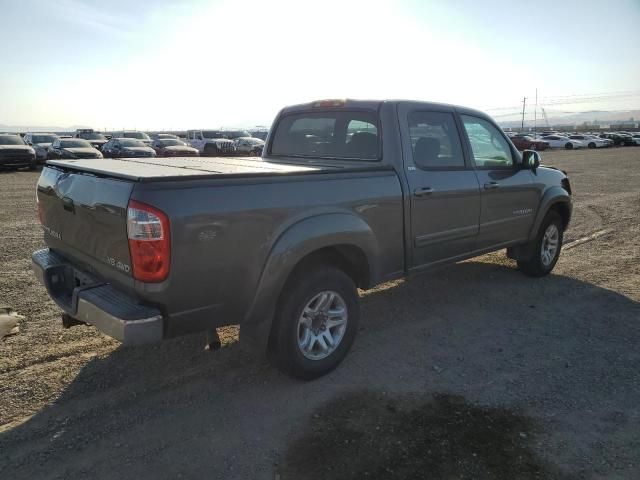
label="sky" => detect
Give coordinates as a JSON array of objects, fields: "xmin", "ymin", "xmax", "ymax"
[{"xmin": 1, "ymin": 0, "xmax": 639, "ymax": 130}]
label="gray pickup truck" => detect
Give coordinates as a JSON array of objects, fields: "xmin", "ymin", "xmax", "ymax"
[{"xmin": 33, "ymin": 99, "xmax": 572, "ymax": 379}]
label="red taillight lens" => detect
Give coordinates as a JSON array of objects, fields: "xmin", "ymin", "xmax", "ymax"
[
  {"xmin": 312, "ymin": 99, "xmax": 346, "ymax": 108},
  {"xmin": 127, "ymin": 200, "xmax": 170, "ymax": 283}
]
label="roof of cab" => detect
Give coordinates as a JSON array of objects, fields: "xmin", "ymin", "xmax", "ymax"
[{"xmin": 279, "ymin": 99, "xmax": 493, "ymax": 121}]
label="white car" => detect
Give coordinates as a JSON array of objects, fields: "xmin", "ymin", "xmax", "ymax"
[
  {"xmin": 569, "ymin": 135, "xmax": 611, "ymax": 148},
  {"xmin": 541, "ymin": 135, "xmax": 583, "ymax": 149},
  {"xmin": 632, "ymin": 134, "xmax": 640, "ymax": 146}
]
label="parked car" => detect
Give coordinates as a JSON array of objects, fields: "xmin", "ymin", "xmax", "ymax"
[
  {"xmin": 33, "ymin": 99, "xmax": 573, "ymax": 379},
  {"xmin": 102, "ymin": 138, "xmax": 156, "ymax": 158},
  {"xmin": 617, "ymin": 133, "xmax": 636, "ymax": 146},
  {"xmin": 510, "ymin": 136, "xmax": 549, "ymax": 151},
  {"xmin": 631, "ymin": 134, "xmax": 640, "ymax": 146},
  {"xmin": 150, "ymin": 133, "xmax": 179, "ymax": 140},
  {"xmin": 110, "ymin": 131, "xmax": 152, "ymax": 145},
  {"xmin": 186, "ymin": 130, "xmax": 236, "ymax": 156},
  {"xmin": 235, "ymin": 137, "xmax": 265, "ymax": 156},
  {"xmin": 24, "ymin": 132, "xmax": 59, "ymax": 163},
  {"xmin": 152, "ymin": 138, "xmax": 199, "ymax": 157},
  {"xmin": 568, "ymin": 135, "xmax": 610, "ymax": 148},
  {"xmin": 600, "ymin": 132, "xmax": 635, "ymax": 146},
  {"xmin": 0, "ymin": 134, "xmax": 36, "ymax": 169},
  {"xmin": 540, "ymin": 135, "xmax": 583, "ymax": 149},
  {"xmin": 47, "ymin": 138, "xmax": 103, "ymax": 159},
  {"xmin": 75, "ymin": 129, "xmax": 108, "ymax": 150}
]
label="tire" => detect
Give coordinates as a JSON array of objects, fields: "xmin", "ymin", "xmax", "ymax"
[
  {"xmin": 517, "ymin": 211, "xmax": 564, "ymax": 277},
  {"xmin": 565, "ymin": 142, "xmax": 574, "ymax": 150},
  {"xmin": 203, "ymin": 144, "xmax": 218, "ymax": 157},
  {"xmin": 588, "ymin": 142, "xmax": 596, "ymax": 149},
  {"xmin": 270, "ymin": 265, "xmax": 359, "ymax": 380}
]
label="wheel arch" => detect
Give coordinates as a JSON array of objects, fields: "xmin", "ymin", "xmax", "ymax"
[
  {"xmin": 528, "ymin": 187, "xmax": 572, "ymax": 241},
  {"xmin": 239, "ymin": 213, "xmax": 378, "ymax": 350}
]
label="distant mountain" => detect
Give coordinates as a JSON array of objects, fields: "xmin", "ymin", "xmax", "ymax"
[
  {"xmin": 498, "ymin": 109, "xmax": 640, "ymax": 128},
  {"xmin": 0, "ymin": 124, "xmax": 93, "ymax": 133}
]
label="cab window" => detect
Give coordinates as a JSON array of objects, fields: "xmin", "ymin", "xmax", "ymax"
[
  {"xmin": 271, "ymin": 111, "xmax": 379, "ymax": 160},
  {"xmin": 408, "ymin": 111, "xmax": 465, "ymax": 169},
  {"xmin": 461, "ymin": 115, "xmax": 514, "ymax": 168}
]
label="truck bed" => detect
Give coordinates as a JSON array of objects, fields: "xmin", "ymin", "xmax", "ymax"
[{"xmin": 45, "ymin": 156, "xmax": 382, "ymax": 182}]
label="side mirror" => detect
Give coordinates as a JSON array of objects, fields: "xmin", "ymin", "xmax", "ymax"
[{"xmin": 522, "ymin": 149, "xmax": 540, "ymax": 170}]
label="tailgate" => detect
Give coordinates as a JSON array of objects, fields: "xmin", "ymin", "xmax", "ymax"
[{"xmin": 37, "ymin": 165, "xmax": 134, "ymax": 281}]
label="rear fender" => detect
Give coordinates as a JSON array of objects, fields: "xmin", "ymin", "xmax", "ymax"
[{"xmin": 240, "ymin": 213, "xmax": 379, "ymax": 348}]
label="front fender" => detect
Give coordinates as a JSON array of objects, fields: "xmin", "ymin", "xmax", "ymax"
[
  {"xmin": 528, "ymin": 186, "xmax": 571, "ymax": 241},
  {"xmin": 240, "ymin": 212, "xmax": 379, "ymax": 346}
]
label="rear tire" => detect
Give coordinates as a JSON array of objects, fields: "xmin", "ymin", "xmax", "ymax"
[
  {"xmin": 270, "ymin": 265, "xmax": 359, "ymax": 380},
  {"xmin": 517, "ymin": 211, "xmax": 564, "ymax": 277},
  {"xmin": 588, "ymin": 142, "xmax": 596, "ymax": 149},
  {"xmin": 203, "ymin": 144, "xmax": 219, "ymax": 157},
  {"xmin": 565, "ymin": 142, "xmax": 574, "ymax": 150}
]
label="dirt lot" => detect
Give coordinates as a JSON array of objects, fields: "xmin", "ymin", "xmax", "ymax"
[{"xmin": 1, "ymin": 147, "xmax": 639, "ymax": 479}]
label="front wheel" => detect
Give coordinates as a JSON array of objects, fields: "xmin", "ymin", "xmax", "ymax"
[
  {"xmin": 271, "ymin": 265, "xmax": 359, "ymax": 380},
  {"xmin": 588, "ymin": 142, "xmax": 596, "ymax": 149},
  {"xmin": 517, "ymin": 211, "xmax": 564, "ymax": 277},
  {"xmin": 565, "ymin": 142, "xmax": 574, "ymax": 150}
]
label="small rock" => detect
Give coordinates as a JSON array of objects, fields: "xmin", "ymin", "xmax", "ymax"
[
  {"xmin": 433, "ymin": 365, "xmax": 445, "ymax": 374},
  {"xmin": 0, "ymin": 307, "xmax": 23, "ymax": 339}
]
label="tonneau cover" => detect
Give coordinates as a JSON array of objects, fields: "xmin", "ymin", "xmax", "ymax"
[{"xmin": 46, "ymin": 156, "xmax": 331, "ymax": 182}]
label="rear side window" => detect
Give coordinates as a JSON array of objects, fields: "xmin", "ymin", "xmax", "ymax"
[
  {"xmin": 270, "ymin": 111, "xmax": 379, "ymax": 160},
  {"xmin": 408, "ymin": 111, "xmax": 465, "ymax": 169}
]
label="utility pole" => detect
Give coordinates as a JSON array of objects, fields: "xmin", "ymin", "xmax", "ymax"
[
  {"xmin": 521, "ymin": 96, "xmax": 527, "ymax": 131},
  {"xmin": 534, "ymin": 89, "xmax": 538, "ymax": 138}
]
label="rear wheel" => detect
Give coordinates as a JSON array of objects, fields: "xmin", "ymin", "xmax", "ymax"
[
  {"xmin": 203, "ymin": 144, "xmax": 219, "ymax": 157},
  {"xmin": 565, "ymin": 142, "xmax": 574, "ymax": 150},
  {"xmin": 517, "ymin": 211, "xmax": 564, "ymax": 277},
  {"xmin": 588, "ymin": 142, "xmax": 596, "ymax": 149},
  {"xmin": 270, "ymin": 265, "xmax": 359, "ymax": 380}
]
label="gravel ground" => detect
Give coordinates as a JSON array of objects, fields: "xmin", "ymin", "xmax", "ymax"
[{"xmin": 1, "ymin": 147, "xmax": 639, "ymax": 479}]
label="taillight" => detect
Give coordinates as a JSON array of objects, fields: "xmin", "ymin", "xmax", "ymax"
[{"xmin": 127, "ymin": 200, "xmax": 170, "ymax": 283}]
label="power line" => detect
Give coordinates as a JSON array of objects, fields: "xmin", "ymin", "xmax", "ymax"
[{"xmin": 484, "ymin": 91, "xmax": 640, "ymax": 112}]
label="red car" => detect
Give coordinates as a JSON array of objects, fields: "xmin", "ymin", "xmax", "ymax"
[
  {"xmin": 152, "ymin": 138, "xmax": 199, "ymax": 157},
  {"xmin": 511, "ymin": 136, "xmax": 549, "ymax": 151}
]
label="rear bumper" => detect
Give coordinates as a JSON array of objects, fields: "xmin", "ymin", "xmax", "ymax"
[{"xmin": 32, "ymin": 248, "xmax": 163, "ymax": 345}]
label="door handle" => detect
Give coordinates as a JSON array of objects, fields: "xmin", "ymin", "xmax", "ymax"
[
  {"xmin": 484, "ymin": 181, "xmax": 499, "ymax": 190},
  {"xmin": 414, "ymin": 187, "xmax": 434, "ymax": 197}
]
